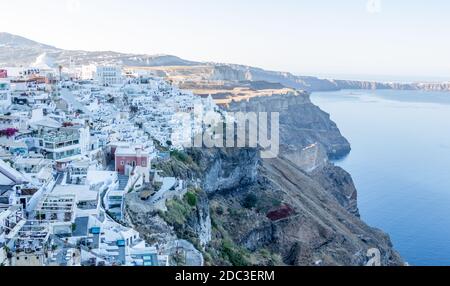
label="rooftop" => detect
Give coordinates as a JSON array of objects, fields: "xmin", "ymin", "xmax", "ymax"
[
  {"xmin": 115, "ymin": 147, "xmax": 149, "ymax": 157},
  {"xmin": 40, "ymin": 128, "xmax": 79, "ymax": 143},
  {"xmin": 52, "ymin": 185, "xmax": 98, "ymax": 202}
]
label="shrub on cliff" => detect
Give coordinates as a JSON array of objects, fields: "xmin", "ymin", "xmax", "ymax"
[
  {"xmin": 220, "ymin": 240, "xmax": 250, "ymax": 266},
  {"xmin": 186, "ymin": 192, "xmax": 197, "ymax": 207},
  {"xmin": 170, "ymin": 150, "xmax": 193, "ymax": 164},
  {"xmin": 243, "ymin": 193, "xmax": 258, "ymax": 209},
  {"xmin": 161, "ymin": 198, "xmax": 192, "ymax": 227}
]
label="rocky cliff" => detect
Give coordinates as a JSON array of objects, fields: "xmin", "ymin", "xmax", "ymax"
[
  {"xmin": 149, "ymin": 147, "xmax": 402, "ymax": 266},
  {"xmin": 208, "ymin": 64, "xmax": 450, "ymax": 92},
  {"xmin": 203, "ymin": 156, "xmax": 402, "ymax": 266},
  {"xmin": 227, "ymin": 91, "xmax": 351, "ymax": 159},
  {"xmin": 124, "ymin": 91, "xmax": 403, "ymax": 266}
]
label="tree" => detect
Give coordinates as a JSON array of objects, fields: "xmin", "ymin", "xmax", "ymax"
[
  {"xmin": 186, "ymin": 192, "xmax": 197, "ymax": 207},
  {"xmin": 243, "ymin": 193, "xmax": 258, "ymax": 209},
  {"xmin": 130, "ymin": 105, "xmax": 139, "ymax": 113}
]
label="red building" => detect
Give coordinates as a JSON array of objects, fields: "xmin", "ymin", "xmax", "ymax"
[
  {"xmin": 114, "ymin": 147, "xmax": 150, "ymax": 175},
  {"xmin": 0, "ymin": 69, "xmax": 7, "ymax": 78}
]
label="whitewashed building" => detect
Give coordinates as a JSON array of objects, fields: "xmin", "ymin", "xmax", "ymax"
[
  {"xmin": 81, "ymin": 64, "xmax": 97, "ymax": 80},
  {"xmin": 96, "ymin": 66, "xmax": 123, "ymax": 86},
  {"xmin": 0, "ymin": 81, "xmax": 11, "ymax": 110}
]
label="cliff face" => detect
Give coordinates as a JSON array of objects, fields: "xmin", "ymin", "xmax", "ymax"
[
  {"xmin": 228, "ymin": 91, "xmax": 351, "ymax": 159},
  {"xmin": 194, "ymin": 93, "xmax": 401, "ymax": 265},
  {"xmin": 208, "ymin": 64, "xmax": 340, "ymax": 91},
  {"xmin": 180, "ymin": 149, "xmax": 402, "ymax": 266},
  {"xmin": 151, "ymin": 63, "xmax": 450, "ymax": 93},
  {"xmin": 225, "ymin": 157, "xmax": 402, "ymax": 266},
  {"xmin": 311, "ymin": 164, "xmax": 360, "ymax": 217},
  {"xmin": 123, "ymin": 88, "xmax": 404, "ymax": 266},
  {"xmin": 208, "ymin": 64, "xmax": 450, "ymax": 92},
  {"xmin": 189, "ymin": 148, "xmax": 260, "ymax": 194},
  {"xmin": 124, "ymin": 90, "xmax": 403, "ymax": 266}
]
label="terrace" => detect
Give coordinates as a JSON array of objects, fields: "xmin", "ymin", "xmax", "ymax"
[
  {"xmin": 35, "ymin": 194, "xmax": 76, "ymax": 223},
  {"xmin": 40, "ymin": 130, "xmax": 80, "ymax": 146}
]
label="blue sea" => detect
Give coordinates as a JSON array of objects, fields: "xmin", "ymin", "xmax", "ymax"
[{"xmin": 311, "ymin": 89, "xmax": 450, "ymax": 266}]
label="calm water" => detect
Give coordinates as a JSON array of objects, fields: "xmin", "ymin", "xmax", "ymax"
[{"xmin": 311, "ymin": 89, "xmax": 450, "ymax": 266}]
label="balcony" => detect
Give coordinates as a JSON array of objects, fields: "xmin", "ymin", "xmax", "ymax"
[{"xmin": 41, "ymin": 133, "xmax": 79, "ymax": 145}]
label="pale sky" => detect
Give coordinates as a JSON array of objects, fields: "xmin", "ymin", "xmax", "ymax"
[{"xmin": 1, "ymin": 0, "xmax": 450, "ymax": 80}]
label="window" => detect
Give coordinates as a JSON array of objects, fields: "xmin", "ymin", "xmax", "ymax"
[{"xmin": 142, "ymin": 161, "xmax": 146, "ymax": 167}]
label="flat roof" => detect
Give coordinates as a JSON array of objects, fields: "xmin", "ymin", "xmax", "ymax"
[
  {"xmin": 115, "ymin": 147, "xmax": 149, "ymax": 156},
  {"xmin": 87, "ymin": 170, "xmax": 116, "ymax": 185},
  {"xmin": 52, "ymin": 185, "xmax": 98, "ymax": 202},
  {"xmin": 14, "ymin": 157, "xmax": 45, "ymax": 165}
]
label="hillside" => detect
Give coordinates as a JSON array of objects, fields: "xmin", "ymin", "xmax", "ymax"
[
  {"xmin": 0, "ymin": 32, "xmax": 198, "ymax": 68},
  {"xmin": 2, "ymin": 32, "xmax": 448, "ymax": 94}
]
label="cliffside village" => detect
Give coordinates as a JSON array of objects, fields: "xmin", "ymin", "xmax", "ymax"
[{"xmin": 0, "ymin": 54, "xmax": 217, "ymax": 266}]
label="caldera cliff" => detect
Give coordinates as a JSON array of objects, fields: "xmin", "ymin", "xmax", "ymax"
[{"xmin": 124, "ymin": 91, "xmax": 404, "ymax": 266}]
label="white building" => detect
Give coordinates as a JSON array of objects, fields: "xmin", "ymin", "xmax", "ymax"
[
  {"xmin": 37, "ymin": 126, "xmax": 90, "ymax": 163},
  {"xmin": 81, "ymin": 218, "xmax": 168, "ymax": 266},
  {"xmin": 96, "ymin": 66, "xmax": 123, "ymax": 86},
  {"xmin": 81, "ymin": 64, "xmax": 97, "ymax": 80},
  {"xmin": 0, "ymin": 81, "xmax": 11, "ymax": 111}
]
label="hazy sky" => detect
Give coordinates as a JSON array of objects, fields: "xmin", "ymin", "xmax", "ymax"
[{"xmin": 1, "ymin": 0, "xmax": 450, "ymax": 80}]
